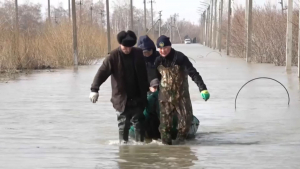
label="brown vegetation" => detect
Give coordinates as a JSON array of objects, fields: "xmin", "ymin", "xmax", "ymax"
[
  {"xmin": 0, "ymin": 0, "xmax": 119, "ymax": 73},
  {"xmin": 221, "ymin": 3, "xmax": 299, "ymax": 66},
  {"xmin": 0, "ymin": 0, "xmax": 201, "ymax": 73}
]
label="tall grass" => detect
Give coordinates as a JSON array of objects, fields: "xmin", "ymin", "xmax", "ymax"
[{"xmin": 0, "ymin": 20, "xmax": 118, "ymax": 73}]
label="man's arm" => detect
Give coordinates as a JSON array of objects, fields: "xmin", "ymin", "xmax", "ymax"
[
  {"xmin": 91, "ymin": 55, "xmax": 113, "ymax": 92},
  {"xmin": 182, "ymin": 55, "xmax": 207, "ymax": 92}
]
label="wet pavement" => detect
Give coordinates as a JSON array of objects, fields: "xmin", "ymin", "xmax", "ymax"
[{"xmin": 0, "ymin": 44, "xmax": 300, "ymax": 169}]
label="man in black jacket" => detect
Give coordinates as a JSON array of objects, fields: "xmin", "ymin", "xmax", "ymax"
[
  {"xmin": 89, "ymin": 30, "xmax": 149, "ymax": 144},
  {"xmin": 151, "ymin": 35, "xmax": 210, "ymax": 145}
]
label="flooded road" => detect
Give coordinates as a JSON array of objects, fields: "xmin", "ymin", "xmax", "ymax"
[{"xmin": 1, "ymin": 44, "xmax": 300, "ymax": 169}]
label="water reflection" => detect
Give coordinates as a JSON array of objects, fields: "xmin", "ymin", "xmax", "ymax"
[{"xmin": 117, "ymin": 145, "xmax": 198, "ymax": 169}]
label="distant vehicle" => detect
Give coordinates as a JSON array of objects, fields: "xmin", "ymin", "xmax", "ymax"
[{"xmin": 184, "ymin": 39, "xmax": 191, "ymax": 44}]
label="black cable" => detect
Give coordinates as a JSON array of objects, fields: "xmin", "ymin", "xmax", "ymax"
[{"xmin": 235, "ymin": 77, "xmax": 290, "ymax": 109}]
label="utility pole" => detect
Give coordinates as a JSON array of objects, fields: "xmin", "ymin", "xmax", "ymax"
[
  {"xmin": 173, "ymin": 14, "xmax": 176, "ymax": 42},
  {"xmin": 174, "ymin": 14, "xmax": 181, "ymax": 43},
  {"xmin": 130, "ymin": 0, "xmax": 133, "ymax": 30},
  {"xmin": 245, "ymin": 0, "xmax": 248, "ymax": 58},
  {"xmin": 79, "ymin": 0, "xmax": 82, "ymax": 25},
  {"xmin": 150, "ymin": 0, "xmax": 154, "ymax": 35},
  {"xmin": 48, "ymin": 0, "xmax": 51, "ymax": 23},
  {"xmin": 206, "ymin": 6, "xmax": 210, "ymax": 46},
  {"xmin": 90, "ymin": 5, "xmax": 93, "ymax": 24},
  {"xmin": 218, "ymin": 0, "xmax": 223, "ymax": 52},
  {"xmin": 68, "ymin": 0, "xmax": 71, "ymax": 21},
  {"xmin": 245, "ymin": 0, "xmax": 248, "ymax": 29},
  {"xmin": 298, "ymin": 2, "xmax": 300, "ymax": 78},
  {"xmin": 227, "ymin": 0, "xmax": 231, "ymax": 55},
  {"xmin": 158, "ymin": 11, "xmax": 162, "ymax": 37},
  {"xmin": 246, "ymin": 0, "xmax": 252, "ymax": 62},
  {"xmin": 170, "ymin": 17, "xmax": 172, "ymax": 42},
  {"xmin": 144, "ymin": 0, "xmax": 147, "ymax": 32},
  {"xmin": 15, "ymin": 0, "xmax": 19, "ymax": 57},
  {"xmin": 72, "ymin": 0, "xmax": 78, "ymax": 67},
  {"xmin": 286, "ymin": 0, "xmax": 293, "ymax": 70},
  {"xmin": 213, "ymin": 0, "xmax": 217, "ymax": 49},
  {"xmin": 106, "ymin": 0, "xmax": 111, "ymax": 53},
  {"xmin": 210, "ymin": 0, "xmax": 214, "ymax": 48},
  {"xmin": 176, "ymin": 25, "xmax": 182, "ymax": 43},
  {"xmin": 203, "ymin": 12, "xmax": 206, "ymax": 45},
  {"xmin": 137, "ymin": 19, "xmax": 140, "ymax": 36}
]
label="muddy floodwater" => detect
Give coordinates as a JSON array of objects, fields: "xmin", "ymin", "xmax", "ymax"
[{"xmin": 1, "ymin": 44, "xmax": 300, "ymax": 169}]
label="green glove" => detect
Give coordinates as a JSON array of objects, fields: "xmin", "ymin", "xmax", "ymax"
[{"xmin": 201, "ymin": 90, "xmax": 210, "ymax": 101}]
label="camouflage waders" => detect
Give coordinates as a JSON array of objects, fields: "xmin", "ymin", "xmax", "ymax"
[{"xmin": 158, "ymin": 52, "xmax": 193, "ymax": 145}]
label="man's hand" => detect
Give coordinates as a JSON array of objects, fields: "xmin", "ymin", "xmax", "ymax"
[
  {"xmin": 89, "ymin": 92, "xmax": 99, "ymax": 103},
  {"xmin": 149, "ymin": 86, "xmax": 157, "ymax": 93},
  {"xmin": 201, "ymin": 90, "xmax": 210, "ymax": 101}
]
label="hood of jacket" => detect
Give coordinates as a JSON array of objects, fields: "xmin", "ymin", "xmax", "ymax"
[{"xmin": 137, "ymin": 35, "xmax": 158, "ymax": 64}]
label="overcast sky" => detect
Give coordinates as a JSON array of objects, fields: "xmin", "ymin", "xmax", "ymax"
[{"xmin": 3, "ymin": 0, "xmax": 283, "ymax": 24}]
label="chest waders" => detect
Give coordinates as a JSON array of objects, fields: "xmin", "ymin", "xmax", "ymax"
[{"xmin": 158, "ymin": 52, "xmax": 193, "ymax": 145}]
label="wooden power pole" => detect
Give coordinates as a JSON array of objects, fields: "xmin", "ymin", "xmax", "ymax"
[
  {"xmin": 106, "ymin": 0, "xmax": 111, "ymax": 53},
  {"xmin": 144, "ymin": 0, "xmax": 147, "ymax": 32},
  {"xmin": 286, "ymin": 0, "xmax": 293, "ymax": 70},
  {"xmin": 158, "ymin": 11, "xmax": 162, "ymax": 37},
  {"xmin": 213, "ymin": 0, "xmax": 217, "ymax": 49},
  {"xmin": 90, "ymin": 5, "xmax": 93, "ymax": 24},
  {"xmin": 170, "ymin": 17, "xmax": 172, "ymax": 42},
  {"xmin": 48, "ymin": 0, "xmax": 51, "ymax": 23},
  {"xmin": 79, "ymin": 0, "xmax": 82, "ymax": 25},
  {"xmin": 210, "ymin": 0, "xmax": 213, "ymax": 48},
  {"xmin": 298, "ymin": 2, "xmax": 300, "ymax": 78},
  {"xmin": 203, "ymin": 12, "xmax": 206, "ymax": 45},
  {"xmin": 130, "ymin": 0, "xmax": 133, "ymax": 30},
  {"xmin": 218, "ymin": 0, "xmax": 223, "ymax": 52},
  {"xmin": 206, "ymin": 6, "xmax": 210, "ymax": 46},
  {"xmin": 245, "ymin": 0, "xmax": 248, "ymax": 29},
  {"xmin": 68, "ymin": 0, "xmax": 71, "ymax": 21},
  {"xmin": 15, "ymin": 0, "xmax": 19, "ymax": 57},
  {"xmin": 246, "ymin": 0, "xmax": 253, "ymax": 62},
  {"xmin": 72, "ymin": 0, "xmax": 78, "ymax": 66},
  {"xmin": 227, "ymin": 0, "xmax": 231, "ymax": 55},
  {"xmin": 150, "ymin": 0, "xmax": 154, "ymax": 35}
]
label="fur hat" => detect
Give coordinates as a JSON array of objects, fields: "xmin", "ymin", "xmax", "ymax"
[{"xmin": 117, "ymin": 30, "xmax": 137, "ymax": 47}]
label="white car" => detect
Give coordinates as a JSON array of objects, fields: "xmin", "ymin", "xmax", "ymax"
[{"xmin": 184, "ymin": 39, "xmax": 191, "ymax": 44}]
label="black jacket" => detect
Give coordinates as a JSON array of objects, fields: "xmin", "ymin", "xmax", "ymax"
[
  {"xmin": 91, "ymin": 47, "xmax": 149, "ymax": 112},
  {"xmin": 154, "ymin": 48, "xmax": 207, "ymax": 92}
]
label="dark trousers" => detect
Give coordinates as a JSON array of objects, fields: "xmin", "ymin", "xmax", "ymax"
[{"xmin": 117, "ymin": 106, "xmax": 145, "ymax": 143}]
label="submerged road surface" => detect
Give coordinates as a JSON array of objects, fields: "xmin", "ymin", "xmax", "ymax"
[{"xmin": 1, "ymin": 44, "xmax": 300, "ymax": 169}]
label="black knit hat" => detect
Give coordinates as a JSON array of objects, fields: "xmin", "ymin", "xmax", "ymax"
[
  {"xmin": 117, "ymin": 30, "xmax": 137, "ymax": 47},
  {"xmin": 156, "ymin": 35, "xmax": 171, "ymax": 48}
]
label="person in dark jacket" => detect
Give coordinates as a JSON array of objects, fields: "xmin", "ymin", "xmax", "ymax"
[
  {"xmin": 89, "ymin": 30, "xmax": 149, "ymax": 144},
  {"xmin": 136, "ymin": 35, "xmax": 161, "ymax": 141},
  {"xmin": 137, "ymin": 35, "xmax": 160, "ymax": 84},
  {"xmin": 151, "ymin": 35, "xmax": 210, "ymax": 145}
]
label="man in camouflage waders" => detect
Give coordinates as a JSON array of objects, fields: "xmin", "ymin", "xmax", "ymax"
[{"xmin": 151, "ymin": 35, "xmax": 210, "ymax": 145}]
